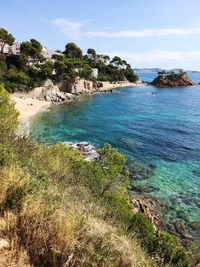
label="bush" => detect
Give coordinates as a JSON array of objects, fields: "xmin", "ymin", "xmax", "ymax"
[
  {"xmin": 4, "ymin": 67, "xmax": 30, "ymax": 85},
  {"xmin": 0, "ymin": 85, "xmax": 19, "ymax": 164},
  {"xmin": 129, "ymin": 212, "xmax": 190, "ymax": 266}
]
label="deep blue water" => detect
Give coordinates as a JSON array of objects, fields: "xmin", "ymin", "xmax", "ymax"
[
  {"xmin": 136, "ymin": 71, "xmax": 200, "ymax": 83},
  {"xmin": 31, "ymin": 73, "xmax": 200, "ymax": 230}
]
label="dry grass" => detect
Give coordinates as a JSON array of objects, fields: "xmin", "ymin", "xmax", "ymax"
[
  {"xmin": 0, "ymin": 249, "xmax": 33, "ymax": 267},
  {"xmin": 0, "ymin": 165, "xmax": 152, "ymax": 267}
]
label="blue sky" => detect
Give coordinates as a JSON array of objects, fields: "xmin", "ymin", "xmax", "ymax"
[{"xmin": 1, "ymin": 0, "xmax": 200, "ymax": 70}]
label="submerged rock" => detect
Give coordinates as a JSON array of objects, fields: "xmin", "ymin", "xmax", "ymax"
[
  {"xmin": 173, "ymin": 221, "xmax": 193, "ymax": 240},
  {"xmin": 176, "ymin": 210, "xmax": 189, "ymax": 222},
  {"xmin": 129, "ymin": 164, "xmax": 153, "ymax": 180},
  {"xmin": 64, "ymin": 142, "xmax": 99, "ymax": 161},
  {"xmin": 131, "ymin": 185, "xmax": 159, "ymax": 193}
]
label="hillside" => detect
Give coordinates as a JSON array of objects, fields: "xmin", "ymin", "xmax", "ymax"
[
  {"xmin": 0, "ymin": 27, "xmax": 138, "ymax": 94},
  {"xmin": 0, "ymin": 84, "xmax": 192, "ymax": 266}
]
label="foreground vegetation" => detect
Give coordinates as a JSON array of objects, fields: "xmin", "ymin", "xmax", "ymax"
[
  {"xmin": 0, "ymin": 27, "xmax": 138, "ymax": 92},
  {"xmin": 0, "ymin": 84, "xmax": 191, "ymax": 266}
]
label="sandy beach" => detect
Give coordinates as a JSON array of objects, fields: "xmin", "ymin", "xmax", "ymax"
[
  {"xmin": 10, "ymin": 81, "xmax": 142, "ymax": 122},
  {"xmin": 10, "ymin": 95, "xmax": 51, "ymax": 122},
  {"xmin": 101, "ymin": 81, "xmax": 141, "ymax": 90}
]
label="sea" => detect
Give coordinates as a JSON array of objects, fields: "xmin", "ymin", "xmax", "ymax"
[{"xmin": 30, "ymin": 72, "xmax": 200, "ymax": 237}]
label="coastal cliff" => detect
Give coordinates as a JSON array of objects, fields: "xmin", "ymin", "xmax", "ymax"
[
  {"xmin": 151, "ymin": 72, "xmax": 195, "ymax": 87},
  {"xmin": 11, "ymin": 78, "xmax": 139, "ymax": 105}
]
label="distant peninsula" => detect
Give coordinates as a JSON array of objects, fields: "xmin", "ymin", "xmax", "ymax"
[
  {"xmin": 151, "ymin": 71, "xmax": 195, "ymax": 87},
  {"xmin": 134, "ymin": 68, "xmax": 200, "ymax": 74}
]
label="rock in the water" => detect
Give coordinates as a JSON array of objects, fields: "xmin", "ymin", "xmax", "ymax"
[
  {"xmin": 151, "ymin": 72, "xmax": 195, "ymax": 87},
  {"xmin": 173, "ymin": 221, "xmax": 192, "ymax": 239},
  {"xmin": 131, "ymin": 185, "xmax": 159, "ymax": 193},
  {"xmin": 176, "ymin": 210, "xmax": 189, "ymax": 222},
  {"xmin": 188, "ymin": 221, "xmax": 200, "ymax": 239},
  {"xmin": 64, "ymin": 142, "xmax": 99, "ymax": 161},
  {"xmin": 130, "ymin": 194, "xmax": 167, "ymax": 231},
  {"xmin": 0, "ymin": 239, "xmax": 9, "ymax": 250}
]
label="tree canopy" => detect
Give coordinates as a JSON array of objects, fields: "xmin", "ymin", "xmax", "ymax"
[
  {"xmin": 20, "ymin": 39, "xmax": 43, "ymax": 63},
  {"xmin": 64, "ymin": 42, "xmax": 83, "ymax": 60},
  {"xmin": 0, "ymin": 27, "xmax": 138, "ymax": 91},
  {"xmin": 0, "ymin": 27, "xmax": 15, "ymax": 54}
]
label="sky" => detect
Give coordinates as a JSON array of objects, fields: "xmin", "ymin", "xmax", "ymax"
[{"xmin": 1, "ymin": 0, "xmax": 200, "ymax": 70}]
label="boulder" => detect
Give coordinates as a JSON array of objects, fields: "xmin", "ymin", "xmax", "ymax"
[
  {"xmin": 151, "ymin": 73, "xmax": 195, "ymax": 87},
  {"xmin": 130, "ymin": 194, "xmax": 167, "ymax": 231},
  {"xmin": 173, "ymin": 221, "xmax": 192, "ymax": 239}
]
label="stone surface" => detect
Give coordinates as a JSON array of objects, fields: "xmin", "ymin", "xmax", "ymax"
[
  {"xmin": 151, "ymin": 73, "xmax": 195, "ymax": 87},
  {"xmin": 173, "ymin": 221, "xmax": 193, "ymax": 239},
  {"xmin": 0, "ymin": 239, "xmax": 9, "ymax": 250},
  {"xmin": 64, "ymin": 142, "xmax": 99, "ymax": 161},
  {"xmin": 129, "ymin": 194, "xmax": 167, "ymax": 231},
  {"xmin": 131, "ymin": 185, "xmax": 159, "ymax": 193}
]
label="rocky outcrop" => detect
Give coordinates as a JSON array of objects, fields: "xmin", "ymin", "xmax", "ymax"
[
  {"xmin": 58, "ymin": 78, "xmax": 112, "ymax": 95},
  {"xmin": 151, "ymin": 73, "xmax": 195, "ymax": 87},
  {"xmin": 27, "ymin": 79, "xmax": 76, "ymax": 102},
  {"xmin": 41, "ymin": 80, "xmax": 76, "ymax": 102},
  {"xmin": 64, "ymin": 142, "xmax": 99, "ymax": 161},
  {"xmin": 130, "ymin": 194, "xmax": 167, "ymax": 231}
]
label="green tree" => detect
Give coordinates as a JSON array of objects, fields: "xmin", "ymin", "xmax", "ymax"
[
  {"xmin": 0, "ymin": 84, "xmax": 19, "ymax": 164},
  {"xmin": 0, "ymin": 28, "xmax": 15, "ymax": 54},
  {"xmin": 53, "ymin": 60, "xmax": 66, "ymax": 78},
  {"xmin": 79, "ymin": 64, "xmax": 92, "ymax": 80},
  {"xmin": 111, "ymin": 56, "xmax": 122, "ymax": 68},
  {"xmin": 64, "ymin": 43, "xmax": 83, "ymax": 60},
  {"xmin": 87, "ymin": 48, "xmax": 96, "ymax": 57},
  {"xmin": 39, "ymin": 61, "xmax": 54, "ymax": 79},
  {"xmin": 0, "ymin": 84, "xmax": 19, "ymax": 137},
  {"xmin": 20, "ymin": 39, "xmax": 43, "ymax": 64}
]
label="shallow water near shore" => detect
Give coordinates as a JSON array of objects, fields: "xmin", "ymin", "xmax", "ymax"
[{"xmin": 30, "ymin": 76, "xmax": 200, "ymax": 236}]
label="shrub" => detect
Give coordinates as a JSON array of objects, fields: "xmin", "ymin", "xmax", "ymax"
[
  {"xmin": 0, "ymin": 85, "xmax": 19, "ymax": 164},
  {"xmin": 129, "ymin": 212, "xmax": 190, "ymax": 267},
  {"xmin": 4, "ymin": 67, "xmax": 30, "ymax": 85}
]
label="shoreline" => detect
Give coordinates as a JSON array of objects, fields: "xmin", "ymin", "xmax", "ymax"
[
  {"xmin": 10, "ymin": 84, "xmax": 198, "ymax": 243},
  {"xmin": 10, "ymin": 95, "xmax": 52, "ymax": 123},
  {"xmin": 10, "ymin": 81, "xmax": 143, "ymax": 122}
]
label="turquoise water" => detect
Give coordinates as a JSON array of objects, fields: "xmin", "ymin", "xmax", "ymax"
[{"xmin": 31, "ymin": 74, "xmax": 200, "ymax": 233}]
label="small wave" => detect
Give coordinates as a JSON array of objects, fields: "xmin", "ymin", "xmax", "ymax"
[{"xmin": 63, "ymin": 141, "xmax": 99, "ymax": 161}]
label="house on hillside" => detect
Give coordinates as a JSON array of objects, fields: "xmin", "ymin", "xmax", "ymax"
[
  {"xmin": 1, "ymin": 42, "xmax": 21, "ymax": 55},
  {"xmin": 42, "ymin": 47, "xmax": 63, "ymax": 60}
]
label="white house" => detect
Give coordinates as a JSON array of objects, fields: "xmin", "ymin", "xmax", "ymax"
[
  {"xmin": 91, "ymin": 68, "xmax": 98, "ymax": 78},
  {"xmin": 42, "ymin": 47, "xmax": 63, "ymax": 59},
  {"xmin": 12, "ymin": 42, "xmax": 20, "ymax": 55},
  {"xmin": 1, "ymin": 42, "xmax": 20, "ymax": 55}
]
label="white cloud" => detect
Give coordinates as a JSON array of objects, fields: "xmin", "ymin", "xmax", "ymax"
[
  {"xmin": 52, "ymin": 18, "xmax": 90, "ymax": 40},
  {"xmin": 53, "ymin": 19, "xmax": 200, "ymax": 39},
  {"xmin": 105, "ymin": 50, "xmax": 200, "ymax": 69},
  {"xmin": 85, "ymin": 27, "xmax": 200, "ymax": 38}
]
